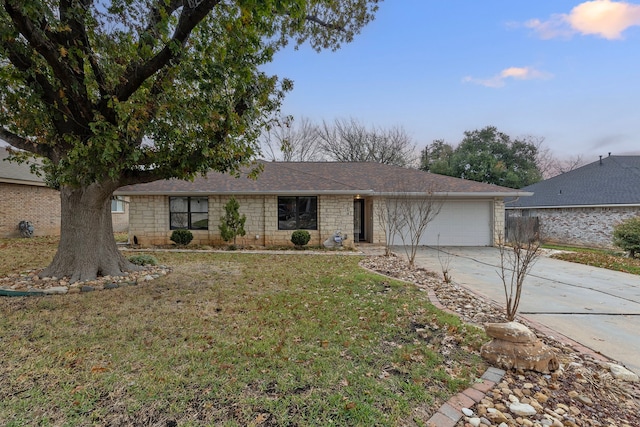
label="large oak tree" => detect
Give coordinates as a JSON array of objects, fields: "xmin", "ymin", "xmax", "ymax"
[{"xmin": 0, "ymin": 0, "xmax": 379, "ymax": 282}]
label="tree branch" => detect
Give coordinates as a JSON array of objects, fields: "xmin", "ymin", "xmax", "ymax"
[
  {"xmin": 304, "ymin": 14, "xmax": 345, "ymax": 31},
  {"xmin": 4, "ymin": 2, "xmax": 93, "ymax": 123},
  {"xmin": 0, "ymin": 128, "xmax": 53, "ymax": 158},
  {"xmin": 114, "ymin": 0, "xmax": 222, "ymax": 103}
]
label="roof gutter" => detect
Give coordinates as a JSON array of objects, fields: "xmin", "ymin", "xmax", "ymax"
[
  {"xmin": 505, "ymin": 202, "xmax": 640, "ymax": 209},
  {"xmin": 373, "ymin": 191, "xmax": 533, "ymax": 198},
  {"xmin": 0, "ymin": 178, "xmax": 49, "ymax": 187},
  {"xmin": 114, "ymin": 189, "xmax": 374, "ymax": 196}
]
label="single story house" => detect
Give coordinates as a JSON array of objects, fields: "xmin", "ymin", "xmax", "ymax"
[
  {"xmin": 0, "ymin": 146, "xmax": 129, "ymax": 237},
  {"xmin": 115, "ymin": 161, "xmax": 530, "ymax": 248},
  {"xmin": 506, "ymin": 154, "xmax": 640, "ymax": 248},
  {"xmin": 0, "ymin": 146, "xmax": 61, "ymax": 237}
]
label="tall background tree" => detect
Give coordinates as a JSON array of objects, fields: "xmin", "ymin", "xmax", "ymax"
[
  {"xmin": 0, "ymin": 0, "xmax": 380, "ymax": 281},
  {"xmin": 420, "ymin": 126, "xmax": 542, "ymax": 189},
  {"xmin": 260, "ymin": 116, "xmax": 323, "ymax": 162},
  {"xmin": 317, "ymin": 117, "xmax": 416, "ymax": 166}
]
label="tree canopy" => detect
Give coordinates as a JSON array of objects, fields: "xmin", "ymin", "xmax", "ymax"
[
  {"xmin": 420, "ymin": 126, "xmax": 542, "ymax": 189},
  {"xmin": 0, "ymin": 0, "xmax": 380, "ymax": 281}
]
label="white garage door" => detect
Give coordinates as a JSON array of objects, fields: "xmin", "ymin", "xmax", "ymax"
[{"xmin": 391, "ymin": 200, "xmax": 493, "ymax": 246}]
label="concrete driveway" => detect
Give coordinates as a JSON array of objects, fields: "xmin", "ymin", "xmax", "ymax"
[{"xmin": 404, "ymin": 246, "xmax": 640, "ymax": 374}]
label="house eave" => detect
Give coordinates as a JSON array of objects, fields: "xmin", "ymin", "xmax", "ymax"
[
  {"xmin": 373, "ymin": 191, "xmax": 533, "ymax": 198},
  {"xmin": 114, "ymin": 189, "xmax": 373, "ymax": 196},
  {"xmin": 0, "ymin": 178, "xmax": 48, "ymax": 187},
  {"xmin": 506, "ymin": 203, "xmax": 640, "ymax": 210}
]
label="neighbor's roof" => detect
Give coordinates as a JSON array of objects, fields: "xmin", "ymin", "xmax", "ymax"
[
  {"xmin": 507, "ymin": 155, "xmax": 640, "ymax": 208},
  {"xmin": 0, "ymin": 147, "xmax": 46, "ymax": 186},
  {"xmin": 116, "ymin": 161, "xmax": 530, "ymax": 197}
]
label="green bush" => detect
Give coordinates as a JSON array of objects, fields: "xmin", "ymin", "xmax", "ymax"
[
  {"xmin": 291, "ymin": 230, "xmax": 311, "ymax": 248},
  {"xmin": 170, "ymin": 229, "xmax": 193, "ymax": 246},
  {"xmin": 613, "ymin": 216, "xmax": 640, "ymax": 258},
  {"xmin": 219, "ymin": 197, "xmax": 246, "ymax": 245},
  {"xmin": 128, "ymin": 254, "xmax": 158, "ymax": 266}
]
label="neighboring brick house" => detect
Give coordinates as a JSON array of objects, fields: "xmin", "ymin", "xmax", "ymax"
[
  {"xmin": 115, "ymin": 161, "xmax": 530, "ymax": 248},
  {"xmin": 506, "ymin": 154, "xmax": 640, "ymax": 248},
  {"xmin": 0, "ymin": 147, "xmax": 61, "ymax": 237},
  {"xmin": 1, "ymin": 146, "xmax": 129, "ymax": 237}
]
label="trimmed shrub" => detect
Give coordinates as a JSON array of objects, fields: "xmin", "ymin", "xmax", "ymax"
[
  {"xmin": 291, "ymin": 230, "xmax": 311, "ymax": 248},
  {"xmin": 128, "ymin": 254, "xmax": 158, "ymax": 266},
  {"xmin": 613, "ymin": 216, "xmax": 640, "ymax": 258},
  {"xmin": 170, "ymin": 229, "xmax": 193, "ymax": 246}
]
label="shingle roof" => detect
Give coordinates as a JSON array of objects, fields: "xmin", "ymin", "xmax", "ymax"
[
  {"xmin": 507, "ymin": 155, "xmax": 640, "ymax": 208},
  {"xmin": 116, "ymin": 161, "xmax": 528, "ymax": 197},
  {"xmin": 0, "ymin": 147, "xmax": 45, "ymax": 185}
]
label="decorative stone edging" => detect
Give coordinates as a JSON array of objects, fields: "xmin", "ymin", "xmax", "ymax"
[{"xmin": 0, "ymin": 266, "xmax": 171, "ymax": 297}]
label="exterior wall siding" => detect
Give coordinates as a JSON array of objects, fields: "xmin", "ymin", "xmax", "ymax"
[
  {"xmin": 0, "ymin": 182, "xmax": 61, "ymax": 237},
  {"xmin": 508, "ymin": 206, "xmax": 640, "ymax": 248},
  {"xmin": 128, "ymin": 194, "xmax": 355, "ymax": 248}
]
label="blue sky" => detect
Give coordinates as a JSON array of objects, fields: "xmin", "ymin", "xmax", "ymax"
[{"xmin": 263, "ymin": 0, "xmax": 640, "ymax": 160}]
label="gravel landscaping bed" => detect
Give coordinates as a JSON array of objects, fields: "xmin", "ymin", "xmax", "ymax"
[{"xmin": 360, "ymin": 254, "xmax": 640, "ymax": 427}]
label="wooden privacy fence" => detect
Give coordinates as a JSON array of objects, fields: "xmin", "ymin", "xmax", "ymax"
[{"xmin": 505, "ymin": 216, "xmax": 540, "ymax": 243}]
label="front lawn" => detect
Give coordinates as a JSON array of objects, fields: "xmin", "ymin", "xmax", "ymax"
[
  {"xmin": 0, "ymin": 239, "xmax": 487, "ymax": 426},
  {"xmin": 544, "ymin": 244, "xmax": 640, "ymax": 275}
]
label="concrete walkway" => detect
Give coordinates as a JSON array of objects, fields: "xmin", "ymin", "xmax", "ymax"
[{"xmin": 404, "ymin": 246, "xmax": 640, "ymax": 375}]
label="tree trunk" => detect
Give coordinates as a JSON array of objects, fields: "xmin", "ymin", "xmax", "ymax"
[{"xmin": 40, "ymin": 183, "xmax": 138, "ymax": 282}]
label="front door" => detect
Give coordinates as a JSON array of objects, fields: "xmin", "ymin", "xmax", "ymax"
[{"xmin": 354, "ymin": 199, "xmax": 365, "ymax": 242}]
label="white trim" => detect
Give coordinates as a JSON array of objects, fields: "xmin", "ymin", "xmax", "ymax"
[
  {"xmin": 115, "ymin": 189, "xmax": 531, "ymax": 198},
  {"xmin": 506, "ymin": 203, "xmax": 640, "ymax": 210},
  {"xmin": 0, "ymin": 178, "xmax": 48, "ymax": 187}
]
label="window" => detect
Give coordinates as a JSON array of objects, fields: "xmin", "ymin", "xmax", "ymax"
[
  {"xmin": 170, "ymin": 197, "xmax": 208, "ymax": 230},
  {"xmin": 278, "ymin": 196, "xmax": 317, "ymax": 230},
  {"xmin": 111, "ymin": 196, "xmax": 125, "ymax": 213}
]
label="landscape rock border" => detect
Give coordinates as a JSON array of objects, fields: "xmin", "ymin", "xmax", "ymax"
[{"xmin": 0, "ymin": 265, "xmax": 171, "ymax": 296}]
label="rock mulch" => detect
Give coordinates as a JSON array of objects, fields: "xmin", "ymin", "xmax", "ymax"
[
  {"xmin": 360, "ymin": 254, "xmax": 640, "ymax": 427},
  {"xmin": 0, "ymin": 265, "xmax": 171, "ymax": 296}
]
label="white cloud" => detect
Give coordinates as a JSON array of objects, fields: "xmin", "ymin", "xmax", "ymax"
[
  {"xmin": 525, "ymin": 0, "xmax": 640, "ymax": 40},
  {"xmin": 463, "ymin": 67, "xmax": 553, "ymax": 88}
]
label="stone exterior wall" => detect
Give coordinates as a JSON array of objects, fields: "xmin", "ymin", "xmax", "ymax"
[
  {"xmin": 111, "ymin": 197, "xmax": 129, "ymax": 233},
  {"xmin": 127, "ymin": 194, "xmax": 355, "ymax": 248},
  {"xmin": 370, "ymin": 197, "xmax": 387, "ymax": 245},
  {"xmin": 128, "ymin": 195, "xmax": 171, "ymax": 246},
  {"xmin": 508, "ymin": 206, "xmax": 640, "ymax": 248},
  {"xmin": 0, "ymin": 182, "xmax": 61, "ymax": 237},
  {"xmin": 492, "ymin": 198, "xmax": 505, "ymax": 246}
]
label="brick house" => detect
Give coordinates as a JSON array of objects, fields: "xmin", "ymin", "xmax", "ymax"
[
  {"xmin": 506, "ymin": 154, "xmax": 640, "ymax": 248},
  {"xmin": 0, "ymin": 147, "xmax": 61, "ymax": 237},
  {"xmin": 115, "ymin": 161, "xmax": 529, "ymax": 248},
  {"xmin": 1, "ymin": 146, "xmax": 129, "ymax": 237}
]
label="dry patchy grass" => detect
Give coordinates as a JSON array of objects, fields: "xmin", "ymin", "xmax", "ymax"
[
  {"xmin": 0, "ymin": 244, "xmax": 487, "ymax": 426},
  {"xmin": 547, "ymin": 246, "xmax": 640, "ymax": 275}
]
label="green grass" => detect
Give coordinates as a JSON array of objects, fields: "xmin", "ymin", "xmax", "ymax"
[
  {"xmin": 543, "ymin": 244, "xmax": 640, "ymax": 275},
  {"xmin": 0, "ymin": 240, "xmax": 488, "ymax": 426}
]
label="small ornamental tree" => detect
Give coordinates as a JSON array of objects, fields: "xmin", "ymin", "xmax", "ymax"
[
  {"xmin": 613, "ymin": 217, "xmax": 640, "ymax": 258},
  {"xmin": 219, "ymin": 197, "xmax": 246, "ymax": 246},
  {"xmin": 497, "ymin": 219, "xmax": 542, "ymax": 321}
]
